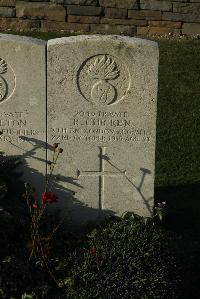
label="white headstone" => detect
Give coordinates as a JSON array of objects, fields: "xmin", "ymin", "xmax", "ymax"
[
  {"xmin": 47, "ymin": 35, "xmax": 159, "ymax": 226},
  {"xmin": 0, "ymin": 34, "xmax": 46, "ymax": 194}
]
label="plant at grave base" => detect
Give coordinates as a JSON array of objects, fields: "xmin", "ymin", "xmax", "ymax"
[
  {"xmin": 0, "ymin": 143, "xmax": 23, "ymax": 256},
  {"xmin": 155, "ymin": 201, "xmax": 167, "ymax": 222},
  {"xmin": 0, "ymin": 131, "xmax": 22, "ymax": 203},
  {"xmin": 24, "ymin": 143, "xmax": 64, "ymax": 286}
]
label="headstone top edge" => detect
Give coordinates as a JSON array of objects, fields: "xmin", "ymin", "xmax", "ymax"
[
  {"xmin": 0, "ymin": 33, "xmax": 46, "ymax": 46},
  {"xmin": 47, "ymin": 35, "xmax": 158, "ymax": 49}
]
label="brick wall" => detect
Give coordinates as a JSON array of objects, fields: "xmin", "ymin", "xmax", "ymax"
[{"xmin": 0, "ymin": 0, "xmax": 200, "ymax": 36}]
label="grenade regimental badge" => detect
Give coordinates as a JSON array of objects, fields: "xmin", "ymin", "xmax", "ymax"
[
  {"xmin": 0, "ymin": 58, "xmax": 16, "ymax": 104},
  {"xmin": 78, "ymin": 54, "xmax": 131, "ymax": 107},
  {"xmin": 0, "ymin": 58, "xmax": 8, "ymax": 102},
  {"xmin": 88, "ymin": 55, "xmax": 119, "ymax": 105}
]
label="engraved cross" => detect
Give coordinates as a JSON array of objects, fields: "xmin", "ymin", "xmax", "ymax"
[{"xmin": 77, "ymin": 146, "xmax": 126, "ymax": 214}]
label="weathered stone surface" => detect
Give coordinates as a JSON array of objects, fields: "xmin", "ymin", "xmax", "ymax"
[
  {"xmin": 162, "ymin": 11, "xmax": 200, "ymax": 22},
  {"xmin": 182, "ymin": 22, "xmax": 200, "ymax": 35},
  {"xmin": 64, "ymin": 0, "xmax": 98, "ymax": 4},
  {"xmin": 99, "ymin": 0, "xmax": 139, "ymax": 9},
  {"xmin": 0, "ymin": 34, "xmax": 46, "ymax": 194},
  {"xmin": 80, "ymin": 0, "xmax": 98, "ymax": 4},
  {"xmin": 16, "ymin": 1, "xmax": 66, "ymax": 21},
  {"xmin": 100, "ymin": 17, "xmax": 147, "ymax": 26},
  {"xmin": 163, "ymin": 0, "xmax": 187, "ymax": 2},
  {"xmin": 66, "ymin": 5, "xmax": 102, "ymax": 15},
  {"xmin": 90, "ymin": 23, "xmax": 136, "ymax": 34},
  {"xmin": 0, "ymin": 7, "xmax": 15, "ymax": 17},
  {"xmin": 137, "ymin": 26, "xmax": 180, "ymax": 35},
  {"xmin": 68, "ymin": 15, "xmax": 100, "ymax": 23},
  {"xmin": 173, "ymin": 3, "xmax": 200, "ymax": 14},
  {"xmin": 0, "ymin": 0, "xmax": 15, "ymax": 7},
  {"xmin": 0, "ymin": 18, "xmax": 40, "ymax": 30},
  {"xmin": 41, "ymin": 20, "xmax": 90, "ymax": 31},
  {"xmin": 47, "ymin": 35, "xmax": 158, "ymax": 227},
  {"xmin": 149, "ymin": 20, "xmax": 182, "ymax": 28},
  {"xmin": 104, "ymin": 7, "xmax": 127, "ymax": 19},
  {"xmin": 128, "ymin": 9, "xmax": 162, "ymax": 20},
  {"xmin": 137, "ymin": 26, "xmax": 148, "ymax": 35},
  {"xmin": 50, "ymin": 0, "xmax": 64, "ymax": 4},
  {"xmin": 31, "ymin": 0, "xmax": 49, "ymax": 2},
  {"xmin": 140, "ymin": 0, "xmax": 172, "ymax": 11},
  {"xmin": 64, "ymin": 0, "xmax": 81, "ymax": 3}
]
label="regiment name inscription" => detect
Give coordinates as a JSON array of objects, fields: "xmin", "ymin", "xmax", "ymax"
[{"xmin": 0, "ymin": 110, "xmax": 40, "ymax": 142}]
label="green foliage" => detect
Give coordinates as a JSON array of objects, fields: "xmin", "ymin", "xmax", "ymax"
[
  {"xmin": 0, "ymin": 154, "xmax": 25, "ymax": 257},
  {"xmin": 0, "ymin": 214, "xmax": 199, "ymax": 298},
  {"xmin": 0, "ymin": 153, "xmax": 22, "ymax": 207},
  {"xmin": 0, "ymin": 255, "xmax": 51, "ymax": 299},
  {"xmin": 0, "ymin": 153, "xmax": 21, "ymax": 181},
  {"xmin": 56, "ymin": 215, "xmax": 199, "ymax": 299},
  {"xmin": 0, "ymin": 154, "xmax": 20, "ymax": 198}
]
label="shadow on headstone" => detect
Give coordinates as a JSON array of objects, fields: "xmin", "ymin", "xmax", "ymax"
[
  {"xmin": 100, "ymin": 152, "xmax": 153, "ymax": 215},
  {"xmin": 5, "ymin": 137, "xmax": 200, "ymax": 233},
  {"xmin": 7, "ymin": 136, "xmax": 155, "ymax": 231},
  {"xmin": 6, "ymin": 137, "xmax": 115, "ymax": 231},
  {"xmin": 8, "ymin": 136, "xmax": 153, "ymax": 231}
]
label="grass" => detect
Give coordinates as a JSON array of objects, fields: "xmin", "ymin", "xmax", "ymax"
[{"xmin": 156, "ymin": 39, "xmax": 200, "ymax": 186}]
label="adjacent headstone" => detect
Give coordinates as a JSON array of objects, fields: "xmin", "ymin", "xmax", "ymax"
[
  {"xmin": 0, "ymin": 34, "xmax": 46, "ymax": 194},
  {"xmin": 48, "ymin": 35, "xmax": 159, "ymax": 226}
]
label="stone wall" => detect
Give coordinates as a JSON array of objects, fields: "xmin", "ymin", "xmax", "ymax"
[{"xmin": 0, "ymin": 0, "xmax": 199, "ymax": 36}]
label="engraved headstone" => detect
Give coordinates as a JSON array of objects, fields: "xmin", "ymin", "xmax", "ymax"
[
  {"xmin": 0, "ymin": 34, "xmax": 46, "ymax": 193},
  {"xmin": 47, "ymin": 35, "xmax": 159, "ymax": 226}
]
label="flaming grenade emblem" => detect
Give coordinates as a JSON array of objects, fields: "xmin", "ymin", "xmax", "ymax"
[
  {"xmin": 0, "ymin": 59, "xmax": 8, "ymax": 102},
  {"xmin": 88, "ymin": 55, "xmax": 120, "ymax": 105}
]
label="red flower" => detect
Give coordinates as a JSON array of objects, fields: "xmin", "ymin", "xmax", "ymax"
[
  {"xmin": 42, "ymin": 192, "xmax": 58, "ymax": 204},
  {"xmin": 90, "ymin": 247, "xmax": 97, "ymax": 257}
]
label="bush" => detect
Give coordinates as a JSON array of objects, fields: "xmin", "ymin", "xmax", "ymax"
[
  {"xmin": 57, "ymin": 214, "xmax": 199, "ymax": 299},
  {"xmin": 0, "ymin": 154, "xmax": 27, "ymax": 256},
  {"xmin": 0, "ymin": 213, "xmax": 199, "ymax": 298}
]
